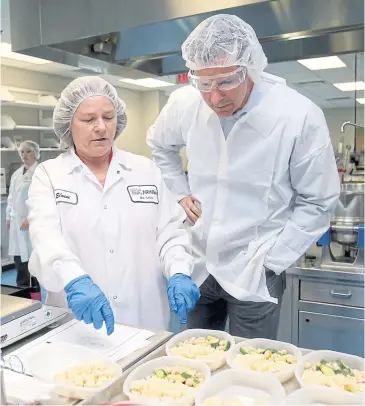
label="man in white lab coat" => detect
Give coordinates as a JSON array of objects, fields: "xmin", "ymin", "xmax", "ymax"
[{"xmin": 147, "ymin": 14, "xmax": 340, "ymax": 338}]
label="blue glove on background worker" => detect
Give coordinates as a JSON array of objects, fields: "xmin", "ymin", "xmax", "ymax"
[
  {"xmin": 64, "ymin": 275, "xmax": 115, "ymax": 335},
  {"xmin": 167, "ymin": 274, "xmax": 200, "ymax": 324}
]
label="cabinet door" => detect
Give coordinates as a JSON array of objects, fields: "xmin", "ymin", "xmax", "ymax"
[{"xmin": 299, "ymin": 311, "xmax": 364, "ymax": 357}]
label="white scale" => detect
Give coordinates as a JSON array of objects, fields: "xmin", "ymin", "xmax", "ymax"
[{"xmin": 1, "ymin": 294, "xmax": 69, "ymax": 348}]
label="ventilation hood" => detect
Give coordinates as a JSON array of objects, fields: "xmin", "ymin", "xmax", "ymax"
[{"xmin": 7, "ymin": 0, "xmax": 364, "ymax": 77}]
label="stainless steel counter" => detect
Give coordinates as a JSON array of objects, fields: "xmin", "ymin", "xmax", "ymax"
[
  {"xmin": 287, "ymin": 265, "xmax": 364, "ymax": 283},
  {"xmin": 3, "ymin": 314, "xmax": 173, "ymax": 405},
  {"xmin": 285, "ymin": 265, "xmax": 364, "ymax": 357}
]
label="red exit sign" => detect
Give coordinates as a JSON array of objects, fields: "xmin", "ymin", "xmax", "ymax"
[{"xmin": 177, "ymin": 73, "xmax": 189, "ymax": 83}]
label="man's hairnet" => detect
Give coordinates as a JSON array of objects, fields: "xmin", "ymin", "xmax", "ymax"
[
  {"xmin": 53, "ymin": 76, "xmax": 127, "ymax": 149},
  {"xmin": 18, "ymin": 140, "xmax": 40, "ymax": 160},
  {"xmin": 181, "ymin": 14, "xmax": 267, "ymax": 82}
]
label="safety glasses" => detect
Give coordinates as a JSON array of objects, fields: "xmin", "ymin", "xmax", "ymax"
[{"xmin": 188, "ymin": 66, "xmax": 247, "ymax": 92}]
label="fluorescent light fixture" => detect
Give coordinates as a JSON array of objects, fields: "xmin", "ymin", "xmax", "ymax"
[
  {"xmin": 0, "ymin": 42, "xmax": 52, "ymax": 64},
  {"xmin": 298, "ymin": 56, "xmax": 346, "ymax": 70},
  {"xmin": 334, "ymin": 81, "xmax": 365, "ymax": 91},
  {"xmin": 119, "ymin": 78, "xmax": 173, "ymax": 88},
  {"xmin": 356, "ymin": 98, "xmax": 365, "ymax": 104}
]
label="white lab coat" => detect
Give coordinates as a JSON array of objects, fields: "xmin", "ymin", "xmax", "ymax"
[
  {"xmin": 6, "ymin": 162, "xmax": 38, "ymax": 262},
  {"xmin": 26, "ymin": 147, "xmax": 193, "ymax": 330},
  {"xmin": 147, "ymin": 73, "xmax": 340, "ymax": 303}
]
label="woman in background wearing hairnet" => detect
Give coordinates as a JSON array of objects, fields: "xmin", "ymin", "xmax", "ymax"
[
  {"xmin": 147, "ymin": 15, "xmax": 340, "ymax": 338},
  {"xmin": 6, "ymin": 141, "xmax": 40, "ymax": 287},
  {"xmin": 26, "ymin": 76, "xmax": 199, "ymax": 335}
]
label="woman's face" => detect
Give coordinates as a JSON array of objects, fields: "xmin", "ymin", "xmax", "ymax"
[
  {"xmin": 20, "ymin": 148, "xmax": 36, "ymax": 167},
  {"xmin": 71, "ymin": 96, "xmax": 117, "ymax": 158}
]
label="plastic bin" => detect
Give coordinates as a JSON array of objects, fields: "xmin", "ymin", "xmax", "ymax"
[
  {"xmin": 295, "ymin": 350, "xmax": 364, "ymax": 397},
  {"xmin": 195, "ymin": 369, "xmax": 285, "ymax": 405},
  {"xmin": 227, "ymin": 338, "xmax": 302, "ymax": 383},
  {"xmin": 285, "ymin": 386, "xmax": 362, "ymax": 405},
  {"xmin": 166, "ymin": 329, "xmax": 235, "ymax": 371},
  {"xmin": 123, "ymin": 356, "xmax": 211, "ymax": 406},
  {"xmin": 27, "ymin": 341, "xmax": 123, "ymax": 399}
]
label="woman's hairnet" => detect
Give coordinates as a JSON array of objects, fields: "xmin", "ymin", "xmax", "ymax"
[
  {"xmin": 53, "ymin": 76, "xmax": 127, "ymax": 149},
  {"xmin": 18, "ymin": 140, "xmax": 40, "ymax": 160},
  {"xmin": 181, "ymin": 14, "xmax": 267, "ymax": 82}
]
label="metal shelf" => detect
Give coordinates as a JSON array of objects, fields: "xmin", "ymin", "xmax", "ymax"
[
  {"xmin": 1, "ymin": 125, "xmax": 54, "ymax": 132},
  {"xmin": 1, "ymin": 100, "xmax": 55, "ymax": 110},
  {"xmin": 0, "ymin": 148, "xmax": 60, "ymax": 152},
  {"xmin": 40, "ymin": 148, "xmax": 61, "ymax": 151}
]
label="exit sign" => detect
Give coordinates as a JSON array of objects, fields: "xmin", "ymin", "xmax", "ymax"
[{"xmin": 177, "ymin": 73, "xmax": 189, "ymax": 83}]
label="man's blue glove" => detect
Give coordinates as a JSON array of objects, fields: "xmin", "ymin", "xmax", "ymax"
[
  {"xmin": 167, "ymin": 274, "xmax": 200, "ymax": 324},
  {"xmin": 64, "ymin": 275, "xmax": 115, "ymax": 335}
]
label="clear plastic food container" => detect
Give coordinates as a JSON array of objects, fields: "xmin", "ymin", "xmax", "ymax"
[
  {"xmin": 123, "ymin": 356, "xmax": 211, "ymax": 406},
  {"xmin": 284, "ymin": 386, "xmax": 362, "ymax": 405},
  {"xmin": 227, "ymin": 338, "xmax": 302, "ymax": 383},
  {"xmin": 165, "ymin": 329, "xmax": 235, "ymax": 371},
  {"xmin": 295, "ymin": 350, "xmax": 364, "ymax": 396},
  {"xmin": 27, "ymin": 341, "xmax": 123, "ymax": 399},
  {"xmin": 195, "ymin": 369, "xmax": 285, "ymax": 406}
]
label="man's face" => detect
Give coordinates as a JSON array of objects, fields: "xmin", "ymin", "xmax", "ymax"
[{"xmin": 193, "ymin": 66, "xmax": 250, "ymax": 117}]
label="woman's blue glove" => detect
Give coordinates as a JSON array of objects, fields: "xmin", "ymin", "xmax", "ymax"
[
  {"xmin": 64, "ymin": 275, "xmax": 115, "ymax": 335},
  {"xmin": 167, "ymin": 274, "xmax": 200, "ymax": 324}
]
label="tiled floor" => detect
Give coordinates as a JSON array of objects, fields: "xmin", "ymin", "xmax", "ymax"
[{"xmin": 1, "ymin": 268, "xmax": 46, "ymax": 303}]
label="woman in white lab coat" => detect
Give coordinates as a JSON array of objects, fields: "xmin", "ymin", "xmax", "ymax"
[
  {"xmin": 27, "ymin": 76, "xmax": 199, "ymax": 335},
  {"xmin": 6, "ymin": 140, "xmax": 39, "ymax": 286}
]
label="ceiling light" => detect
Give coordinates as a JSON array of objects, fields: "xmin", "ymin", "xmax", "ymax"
[
  {"xmin": 357, "ymin": 98, "xmax": 365, "ymax": 104},
  {"xmin": 0, "ymin": 42, "xmax": 52, "ymax": 64},
  {"xmin": 119, "ymin": 78, "xmax": 173, "ymax": 88},
  {"xmin": 298, "ymin": 56, "xmax": 346, "ymax": 70},
  {"xmin": 334, "ymin": 81, "xmax": 365, "ymax": 91}
]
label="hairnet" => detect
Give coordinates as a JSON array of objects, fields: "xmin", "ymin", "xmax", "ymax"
[
  {"xmin": 18, "ymin": 140, "xmax": 40, "ymax": 160},
  {"xmin": 53, "ymin": 76, "xmax": 127, "ymax": 149},
  {"xmin": 181, "ymin": 14, "xmax": 267, "ymax": 82}
]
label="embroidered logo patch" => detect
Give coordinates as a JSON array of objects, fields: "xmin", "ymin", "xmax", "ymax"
[{"xmin": 127, "ymin": 185, "xmax": 159, "ymax": 204}]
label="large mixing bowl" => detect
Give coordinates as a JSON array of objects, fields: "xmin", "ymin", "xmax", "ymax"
[{"xmin": 332, "ymin": 183, "xmax": 364, "ymax": 223}]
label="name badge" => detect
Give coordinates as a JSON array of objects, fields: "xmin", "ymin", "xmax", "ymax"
[
  {"xmin": 127, "ymin": 185, "xmax": 159, "ymax": 204},
  {"xmin": 54, "ymin": 189, "xmax": 78, "ymax": 205}
]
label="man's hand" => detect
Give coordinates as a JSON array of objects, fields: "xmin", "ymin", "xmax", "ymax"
[
  {"xmin": 179, "ymin": 196, "xmax": 202, "ymax": 225},
  {"xmin": 20, "ymin": 219, "xmax": 29, "ymax": 231}
]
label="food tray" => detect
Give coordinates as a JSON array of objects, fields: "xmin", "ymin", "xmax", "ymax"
[
  {"xmin": 227, "ymin": 338, "xmax": 302, "ymax": 383},
  {"xmin": 166, "ymin": 329, "xmax": 235, "ymax": 371}
]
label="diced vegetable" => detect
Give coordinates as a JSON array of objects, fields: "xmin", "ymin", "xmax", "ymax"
[
  {"xmin": 320, "ymin": 365, "xmax": 335, "ymax": 376},
  {"xmin": 181, "ymin": 372, "xmax": 192, "ymax": 380},
  {"xmin": 154, "ymin": 368, "xmax": 166, "ymax": 379}
]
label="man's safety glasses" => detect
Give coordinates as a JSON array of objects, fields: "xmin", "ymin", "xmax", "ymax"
[{"xmin": 188, "ymin": 67, "xmax": 247, "ymax": 92}]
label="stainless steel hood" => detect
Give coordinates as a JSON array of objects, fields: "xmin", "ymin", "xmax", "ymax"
[{"xmin": 8, "ymin": 0, "xmax": 364, "ymax": 77}]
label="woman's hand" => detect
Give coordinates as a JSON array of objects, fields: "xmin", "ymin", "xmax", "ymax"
[
  {"xmin": 20, "ymin": 219, "xmax": 29, "ymax": 231},
  {"xmin": 64, "ymin": 275, "xmax": 115, "ymax": 335}
]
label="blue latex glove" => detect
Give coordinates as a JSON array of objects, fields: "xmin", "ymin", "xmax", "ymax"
[
  {"xmin": 64, "ymin": 275, "xmax": 115, "ymax": 335},
  {"xmin": 167, "ymin": 274, "xmax": 200, "ymax": 324}
]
